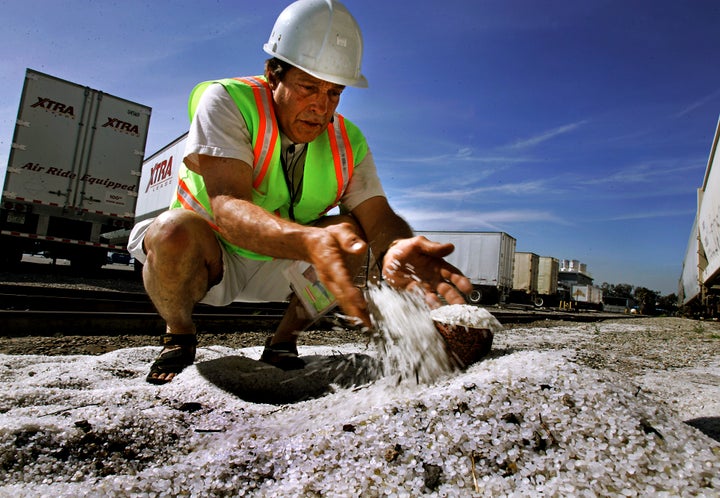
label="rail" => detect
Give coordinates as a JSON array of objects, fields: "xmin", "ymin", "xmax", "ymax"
[
  {"xmin": 0, "ymin": 283, "xmax": 288, "ymax": 335},
  {"xmin": 0, "ymin": 283, "xmax": 634, "ymax": 337}
]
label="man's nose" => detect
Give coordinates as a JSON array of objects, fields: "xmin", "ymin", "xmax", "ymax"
[{"xmin": 308, "ymin": 93, "xmax": 330, "ymax": 114}]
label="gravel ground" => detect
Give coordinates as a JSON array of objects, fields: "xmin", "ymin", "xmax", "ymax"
[
  {"xmin": 1, "ymin": 265, "xmax": 719, "ymax": 441},
  {"xmin": 0, "ymin": 311, "xmax": 715, "ymax": 380},
  {"xmin": 496, "ymin": 317, "xmax": 720, "ymax": 442},
  {"xmin": 3, "ymin": 315, "xmax": 718, "ymax": 440}
]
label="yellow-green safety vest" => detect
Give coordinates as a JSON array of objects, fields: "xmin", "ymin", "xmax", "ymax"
[{"xmin": 172, "ymin": 75, "xmax": 368, "ymax": 260}]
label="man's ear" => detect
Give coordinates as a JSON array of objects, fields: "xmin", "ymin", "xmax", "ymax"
[{"xmin": 266, "ymin": 71, "xmax": 279, "ymax": 90}]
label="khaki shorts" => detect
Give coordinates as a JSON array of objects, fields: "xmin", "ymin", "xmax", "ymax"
[{"xmin": 128, "ymin": 218, "xmax": 293, "ymax": 306}]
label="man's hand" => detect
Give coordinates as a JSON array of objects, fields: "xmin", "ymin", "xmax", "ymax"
[
  {"xmin": 305, "ymin": 222, "xmax": 372, "ymax": 327},
  {"xmin": 381, "ymin": 235, "xmax": 472, "ymax": 308}
]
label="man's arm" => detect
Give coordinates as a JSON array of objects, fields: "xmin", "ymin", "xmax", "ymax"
[
  {"xmin": 193, "ymin": 155, "xmax": 322, "ymax": 261},
  {"xmin": 189, "ymin": 154, "xmax": 370, "ymax": 321},
  {"xmin": 349, "ymin": 195, "xmax": 414, "ymax": 261},
  {"xmin": 351, "ymin": 196, "xmax": 472, "ymax": 306}
]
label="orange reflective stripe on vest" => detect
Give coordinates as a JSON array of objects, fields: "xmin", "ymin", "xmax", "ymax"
[
  {"xmin": 328, "ymin": 114, "xmax": 354, "ymax": 206},
  {"xmin": 233, "ymin": 76, "xmax": 278, "ymax": 189},
  {"xmin": 176, "ymin": 178, "xmax": 220, "ymax": 232}
]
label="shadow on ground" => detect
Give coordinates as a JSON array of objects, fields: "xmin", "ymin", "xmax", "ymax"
[
  {"xmin": 685, "ymin": 417, "xmax": 720, "ymax": 443},
  {"xmin": 197, "ymin": 353, "xmax": 381, "ymax": 404}
]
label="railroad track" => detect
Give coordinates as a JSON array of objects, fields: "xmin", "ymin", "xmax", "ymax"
[
  {"xmin": 0, "ymin": 283, "xmax": 288, "ymax": 335},
  {"xmin": 0, "ymin": 283, "xmax": 632, "ymax": 336}
]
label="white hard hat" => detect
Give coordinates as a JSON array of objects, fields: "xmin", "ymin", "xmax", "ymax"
[{"xmin": 263, "ymin": 0, "xmax": 368, "ymax": 88}]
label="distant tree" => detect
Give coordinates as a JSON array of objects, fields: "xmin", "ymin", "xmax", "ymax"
[
  {"xmin": 598, "ymin": 282, "xmax": 677, "ymax": 315},
  {"xmin": 602, "ymin": 283, "xmax": 634, "ymax": 298},
  {"xmin": 634, "ymin": 287, "xmax": 658, "ymax": 315},
  {"xmin": 656, "ymin": 293, "xmax": 678, "ymax": 315}
]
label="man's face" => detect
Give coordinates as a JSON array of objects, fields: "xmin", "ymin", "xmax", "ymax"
[{"xmin": 270, "ymin": 67, "xmax": 345, "ymax": 144}]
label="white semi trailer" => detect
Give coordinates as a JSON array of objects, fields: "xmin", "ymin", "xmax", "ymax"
[
  {"xmin": 135, "ymin": 133, "xmax": 186, "ymax": 223},
  {"xmin": 537, "ymin": 255, "xmax": 559, "ymax": 305},
  {"xmin": 510, "ymin": 251, "xmax": 539, "ymax": 305},
  {"xmin": 510, "ymin": 252, "xmax": 560, "ymax": 307},
  {"xmin": 414, "ymin": 231, "xmax": 516, "ymax": 304},
  {"xmin": 1, "ymin": 69, "xmax": 151, "ymax": 269}
]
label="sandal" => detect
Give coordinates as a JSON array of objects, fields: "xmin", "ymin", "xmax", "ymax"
[
  {"xmin": 259, "ymin": 337, "xmax": 305, "ymax": 370},
  {"xmin": 146, "ymin": 333, "xmax": 198, "ymax": 384}
]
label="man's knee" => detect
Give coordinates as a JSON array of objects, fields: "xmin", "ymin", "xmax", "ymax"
[{"xmin": 145, "ymin": 210, "xmax": 216, "ymax": 257}]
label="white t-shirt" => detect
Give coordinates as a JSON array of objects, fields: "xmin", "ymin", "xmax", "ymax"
[{"xmin": 184, "ymin": 82, "xmax": 385, "ymax": 214}]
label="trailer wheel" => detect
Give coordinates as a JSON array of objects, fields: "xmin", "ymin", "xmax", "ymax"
[
  {"xmin": 469, "ymin": 289, "xmax": 482, "ymax": 303},
  {"xmin": 70, "ymin": 249, "xmax": 107, "ymax": 273},
  {"xmin": 0, "ymin": 242, "xmax": 23, "ymax": 269}
]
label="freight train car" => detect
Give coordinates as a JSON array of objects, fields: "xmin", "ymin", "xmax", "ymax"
[
  {"xmin": 0, "ymin": 69, "xmax": 151, "ymax": 269},
  {"xmin": 679, "ymin": 116, "xmax": 720, "ymax": 317}
]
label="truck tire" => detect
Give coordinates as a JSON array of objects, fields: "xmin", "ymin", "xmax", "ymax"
[
  {"xmin": 70, "ymin": 249, "xmax": 107, "ymax": 273},
  {"xmin": 469, "ymin": 289, "xmax": 482, "ymax": 304},
  {"xmin": 0, "ymin": 242, "xmax": 23, "ymax": 269}
]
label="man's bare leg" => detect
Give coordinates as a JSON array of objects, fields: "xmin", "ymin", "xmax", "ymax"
[
  {"xmin": 143, "ymin": 210, "xmax": 223, "ymax": 383},
  {"xmin": 269, "ymin": 295, "xmax": 315, "ymax": 345},
  {"xmin": 261, "ymin": 214, "xmax": 368, "ymax": 368}
]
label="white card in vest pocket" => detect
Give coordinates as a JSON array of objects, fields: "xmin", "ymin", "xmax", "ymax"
[{"xmin": 283, "ymin": 261, "xmax": 338, "ymax": 320}]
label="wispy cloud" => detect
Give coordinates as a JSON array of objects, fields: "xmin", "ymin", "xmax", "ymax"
[
  {"xmin": 581, "ymin": 160, "xmax": 701, "ymax": 185},
  {"xmin": 675, "ymin": 88, "xmax": 720, "ymax": 118},
  {"xmin": 400, "ymin": 179, "xmax": 552, "ymax": 200},
  {"xmin": 391, "ymin": 148, "xmax": 532, "ymax": 165},
  {"xmin": 507, "ymin": 120, "xmax": 589, "ymax": 150},
  {"xmin": 603, "ymin": 209, "xmax": 696, "ymax": 222},
  {"xmin": 395, "ymin": 206, "xmax": 569, "ymax": 231},
  {"xmin": 125, "ymin": 16, "xmax": 260, "ymax": 68}
]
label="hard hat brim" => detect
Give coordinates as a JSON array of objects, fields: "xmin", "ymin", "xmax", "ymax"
[{"xmin": 263, "ymin": 46, "xmax": 368, "ymax": 88}]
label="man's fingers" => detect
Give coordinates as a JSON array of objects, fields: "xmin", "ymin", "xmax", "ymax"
[
  {"xmin": 440, "ymin": 265, "xmax": 473, "ymax": 294},
  {"xmin": 414, "ymin": 237, "xmax": 455, "ymax": 258},
  {"xmin": 338, "ymin": 292, "xmax": 371, "ymax": 327},
  {"xmin": 325, "ymin": 277, "xmax": 371, "ymax": 327},
  {"xmin": 435, "ymin": 280, "xmax": 468, "ymax": 305}
]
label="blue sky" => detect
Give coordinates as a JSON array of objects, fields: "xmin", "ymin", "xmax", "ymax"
[{"xmin": 1, "ymin": 0, "xmax": 719, "ymax": 295}]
